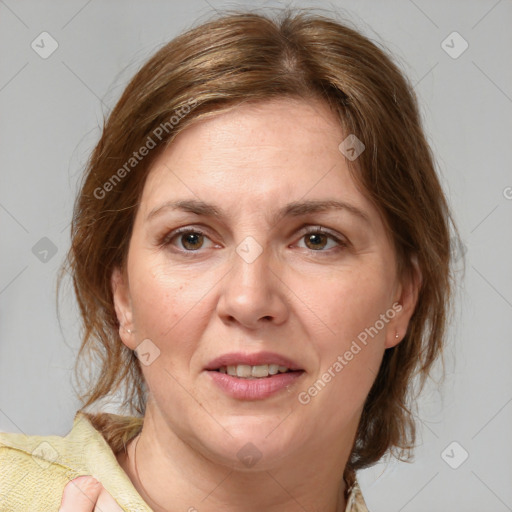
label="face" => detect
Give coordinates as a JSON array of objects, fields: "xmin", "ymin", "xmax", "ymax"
[{"xmin": 112, "ymin": 97, "xmax": 419, "ymax": 470}]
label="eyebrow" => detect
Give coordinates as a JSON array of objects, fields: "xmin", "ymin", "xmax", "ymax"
[{"xmin": 146, "ymin": 198, "xmax": 371, "ymax": 225}]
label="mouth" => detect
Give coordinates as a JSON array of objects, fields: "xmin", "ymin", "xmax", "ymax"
[
  {"xmin": 204, "ymin": 351, "xmax": 304, "ymax": 375},
  {"xmin": 204, "ymin": 352, "xmax": 305, "ymax": 400},
  {"xmin": 213, "ymin": 364, "xmax": 301, "ymax": 379}
]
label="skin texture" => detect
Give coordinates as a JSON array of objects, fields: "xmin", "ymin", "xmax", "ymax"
[{"xmin": 105, "ymin": 97, "xmax": 421, "ymax": 512}]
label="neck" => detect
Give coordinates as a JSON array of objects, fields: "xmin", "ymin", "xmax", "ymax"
[{"xmin": 117, "ymin": 405, "xmax": 355, "ymax": 512}]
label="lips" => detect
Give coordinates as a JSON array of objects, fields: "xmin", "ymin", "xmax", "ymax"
[
  {"xmin": 204, "ymin": 351, "xmax": 305, "ymax": 400},
  {"xmin": 204, "ymin": 351, "xmax": 304, "ymax": 372}
]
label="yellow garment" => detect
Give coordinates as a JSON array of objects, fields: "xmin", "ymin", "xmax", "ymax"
[
  {"xmin": 0, "ymin": 411, "xmax": 369, "ymax": 511},
  {"xmin": 0, "ymin": 411, "xmax": 151, "ymax": 511}
]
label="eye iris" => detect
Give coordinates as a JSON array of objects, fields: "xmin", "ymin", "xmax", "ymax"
[
  {"xmin": 305, "ymin": 233, "xmax": 327, "ymax": 250},
  {"xmin": 182, "ymin": 232, "xmax": 203, "ymax": 250}
]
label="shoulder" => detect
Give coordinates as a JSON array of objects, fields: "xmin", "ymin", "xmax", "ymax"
[{"xmin": 0, "ymin": 411, "xmax": 144, "ymax": 511}]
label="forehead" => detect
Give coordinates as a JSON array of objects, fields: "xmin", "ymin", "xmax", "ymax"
[{"xmin": 138, "ymin": 97, "xmax": 376, "ymax": 224}]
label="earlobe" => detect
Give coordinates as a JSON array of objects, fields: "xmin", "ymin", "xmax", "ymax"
[
  {"xmin": 385, "ymin": 314, "xmax": 404, "ymax": 349},
  {"xmin": 111, "ymin": 267, "xmax": 136, "ymax": 349},
  {"xmin": 385, "ymin": 254, "xmax": 422, "ymax": 349}
]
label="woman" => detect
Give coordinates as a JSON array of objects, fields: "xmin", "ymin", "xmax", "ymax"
[{"xmin": 0, "ymin": 8, "xmax": 458, "ymax": 511}]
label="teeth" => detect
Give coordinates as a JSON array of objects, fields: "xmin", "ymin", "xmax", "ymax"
[
  {"xmin": 236, "ymin": 364, "xmax": 252, "ymax": 378},
  {"xmin": 219, "ymin": 364, "xmax": 292, "ymax": 379},
  {"xmin": 251, "ymin": 364, "xmax": 269, "ymax": 378},
  {"xmin": 268, "ymin": 364, "xmax": 279, "ymax": 375}
]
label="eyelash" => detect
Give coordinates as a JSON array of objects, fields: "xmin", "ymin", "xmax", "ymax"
[{"xmin": 159, "ymin": 226, "xmax": 348, "ymax": 256}]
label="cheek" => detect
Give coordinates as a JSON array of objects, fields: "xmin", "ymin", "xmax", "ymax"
[
  {"xmin": 127, "ymin": 262, "xmax": 207, "ymax": 404},
  {"xmin": 302, "ymin": 264, "xmax": 392, "ymax": 402},
  {"xmin": 309, "ymin": 263, "xmax": 393, "ymax": 346},
  {"xmin": 127, "ymin": 258, "xmax": 207, "ymax": 349}
]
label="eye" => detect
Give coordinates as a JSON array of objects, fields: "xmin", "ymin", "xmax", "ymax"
[
  {"xmin": 296, "ymin": 227, "xmax": 348, "ymax": 252},
  {"xmin": 159, "ymin": 226, "xmax": 348, "ymax": 255},
  {"xmin": 161, "ymin": 228, "xmax": 215, "ymax": 252}
]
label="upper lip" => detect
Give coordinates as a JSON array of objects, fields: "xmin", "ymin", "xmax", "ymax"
[{"xmin": 204, "ymin": 351, "xmax": 304, "ymax": 371}]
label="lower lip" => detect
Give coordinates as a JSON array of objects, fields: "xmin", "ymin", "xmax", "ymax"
[{"xmin": 206, "ymin": 370, "xmax": 305, "ymax": 400}]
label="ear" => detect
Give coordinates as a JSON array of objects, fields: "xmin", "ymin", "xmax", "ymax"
[
  {"xmin": 111, "ymin": 266, "xmax": 136, "ymax": 350},
  {"xmin": 385, "ymin": 253, "xmax": 422, "ymax": 349}
]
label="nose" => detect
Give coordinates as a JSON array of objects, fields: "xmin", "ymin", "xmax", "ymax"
[{"xmin": 216, "ymin": 242, "xmax": 289, "ymax": 330}]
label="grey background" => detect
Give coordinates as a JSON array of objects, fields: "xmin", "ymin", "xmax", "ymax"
[{"xmin": 1, "ymin": 0, "xmax": 511, "ymax": 510}]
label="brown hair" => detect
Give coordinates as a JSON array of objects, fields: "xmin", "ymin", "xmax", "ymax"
[{"xmin": 61, "ymin": 7, "xmax": 461, "ymax": 478}]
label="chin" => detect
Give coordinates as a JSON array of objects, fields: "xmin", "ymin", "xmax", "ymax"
[{"xmin": 198, "ymin": 417, "xmax": 302, "ymax": 470}]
